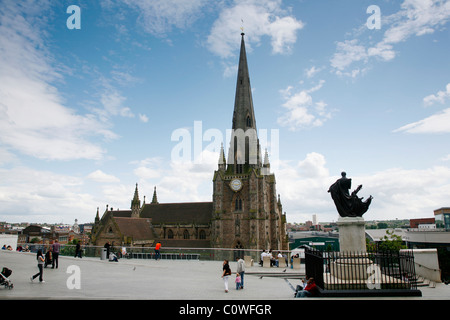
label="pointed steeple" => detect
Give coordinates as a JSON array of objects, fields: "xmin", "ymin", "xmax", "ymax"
[
  {"xmin": 262, "ymin": 148, "xmax": 270, "ymax": 175},
  {"xmin": 218, "ymin": 143, "xmax": 226, "ymax": 171},
  {"xmin": 227, "ymin": 33, "xmax": 261, "ymax": 172},
  {"xmin": 131, "ymin": 183, "xmax": 141, "ymax": 217},
  {"xmin": 232, "ymin": 33, "xmax": 257, "ymax": 132},
  {"xmin": 151, "ymin": 186, "xmax": 159, "ymax": 204},
  {"xmin": 95, "ymin": 207, "xmax": 100, "ymax": 224}
]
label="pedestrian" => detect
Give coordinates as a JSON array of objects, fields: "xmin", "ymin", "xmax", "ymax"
[
  {"xmin": 236, "ymin": 256, "xmax": 245, "ymax": 289},
  {"xmin": 52, "ymin": 239, "xmax": 60, "ymax": 269},
  {"xmin": 104, "ymin": 241, "xmax": 110, "ymax": 259},
  {"xmin": 44, "ymin": 247, "xmax": 53, "ymax": 268},
  {"xmin": 235, "ymin": 273, "xmax": 241, "ymax": 290},
  {"xmin": 154, "ymin": 242, "xmax": 161, "ymax": 260},
  {"xmin": 30, "ymin": 249, "xmax": 45, "ymax": 283},
  {"xmin": 221, "ymin": 260, "xmax": 231, "ymax": 293},
  {"xmin": 74, "ymin": 241, "xmax": 82, "ymax": 258}
]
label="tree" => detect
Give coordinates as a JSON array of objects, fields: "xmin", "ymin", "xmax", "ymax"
[
  {"xmin": 377, "ymin": 229, "xmax": 406, "ymax": 251},
  {"xmin": 377, "ymin": 222, "xmax": 388, "ymax": 229}
]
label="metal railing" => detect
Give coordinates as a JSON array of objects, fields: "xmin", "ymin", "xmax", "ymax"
[
  {"xmin": 305, "ymin": 248, "xmax": 419, "ymax": 291},
  {"xmin": 15, "ymin": 243, "xmax": 292, "ymax": 263}
]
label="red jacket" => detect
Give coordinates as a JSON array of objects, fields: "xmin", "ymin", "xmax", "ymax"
[{"xmin": 304, "ymin": 282, "xmax": 318, "ymax": 295}]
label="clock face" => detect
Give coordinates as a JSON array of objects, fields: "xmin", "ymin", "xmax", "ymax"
[{"xmin": 230, "ymin": 178, "xmax": 243, "ymax": 192}]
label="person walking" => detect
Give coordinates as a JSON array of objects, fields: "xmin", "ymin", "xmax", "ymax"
[
  {"xmin": 236, "ymin": 256, "xmax": 245, "ymax": 289},
  {"xmin": 30, "ymin": 249, "xmax": 45, "ymax": 283},
  {"xmin": 52, "ymin": 239, "xmax": 60, "ymax": 269},
  {"xmin": 74, "ymin": 241, "xmax": 82, "ymax": 258},
  {"xmin": 221, "ymin": 260, "xmax": 231, "ymax": 293},
  {"xmin": 104, "ymin": 242, "xmax": 110, "ymax": 260},
  {"xmin": 154, "ymin": 242, "xmax": 161, "ymax": 260}
]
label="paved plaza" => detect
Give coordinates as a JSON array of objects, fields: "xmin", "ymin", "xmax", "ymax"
[{"xmin": 0, "ymin": 250, "xmax": 449, "ymax": 300}]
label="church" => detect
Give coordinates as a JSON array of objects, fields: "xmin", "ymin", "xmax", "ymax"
[{"xmin": 91, "ymin": 33, "xmax": 288, "ymax": 252}]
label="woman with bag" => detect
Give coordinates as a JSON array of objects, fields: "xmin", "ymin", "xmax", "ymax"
[
  {"xmin": 221, "ymin": 260, "xmax": 231, "ymax": 293},
  {"xmin": 30, "ymin": 249, "xmax": 45, "ymax": 283}
]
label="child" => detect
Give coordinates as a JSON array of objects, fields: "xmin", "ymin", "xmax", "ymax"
[{"xmin": 235, "ymin": 272, "xmax": 241, "ymax": 290}]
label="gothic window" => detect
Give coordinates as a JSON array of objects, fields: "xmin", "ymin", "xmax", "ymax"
[
  {"xmin": 108, "ymin": 226, "xmax": 113, "ymax": 234},
  {"xmin": 236, "ymin": 164, "xmax": 243, "ymax": 174},
  {"xmin": 183, "ymin": 229, "xmax": 190, "ymax": 239},
  {"xmin": 235, "ymin": 197, "xmax": 242, "ymax": 211},
  {"xmin": 167, "ymin": 229, "xmax": 174, "ymax": 239},
  {"xmin": 199, "ymin": 230, "xmax": 206, "ymax": 240},
  {"xmin": 246, "ymin": 115, "xmax": 252, "ymax": 127}
]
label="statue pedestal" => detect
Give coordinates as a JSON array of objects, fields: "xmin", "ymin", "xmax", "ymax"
[
  {"xmin": 337, "ymin": 216, "xmax": 366, "ymax": 253},
  {"xmin": 330, "ymin": 217, "xmax": 372, "ymax": 282}
]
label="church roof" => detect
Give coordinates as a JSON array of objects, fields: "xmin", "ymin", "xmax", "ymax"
[
  {"xmin": 110, "ymin": 210, "xmax": 132, "ymax": 218},
  {"xmin": 114, "ymin": 217, "xmax": 156, "ymax": 241},
  {"xmin": 140, "ymin": 202, "xmax": 212, "ymax": 225}
]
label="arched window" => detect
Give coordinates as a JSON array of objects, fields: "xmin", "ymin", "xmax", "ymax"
[
  {"xmin": 108, "ymin": 226, "xmax": 113, "ymax": 234},
  {"xmin": 167, "ymin": 229, "xmax": 174, "ymax": 239},
  {"xmin": 235, "ymin": 197, "xmax": 242, "ymax": 211},
  {"xmin": 183, "ymin": 229, "xmax": 190, "ymax": 240},
  {"xmin": 246, "ymin": 115, "xmax": 252, "ymax": 127},
  {"xmin": 199, "ymin": 230, "xmax": 206, "ymax": 240}
]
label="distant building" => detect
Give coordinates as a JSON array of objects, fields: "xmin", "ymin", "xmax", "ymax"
[
  {"xmin": 410, "ymin": 218, "xmax": 435, "ymax": 228},
  {"xmin": 434, "ymin": 207, "xmax": 450, "ymax": 230}
]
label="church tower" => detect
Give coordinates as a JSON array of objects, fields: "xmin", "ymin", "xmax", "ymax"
[{"xmin": 211, "ymin": 33, "xmax": 287, "ymax": 252}]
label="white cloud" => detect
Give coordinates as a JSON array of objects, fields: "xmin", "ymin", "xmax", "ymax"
[
  {"xmin": 276, "ymin": 153, "xmax": 450, "ymax": 223},
  {"xmin": 0, "ymin": 166, "xmax": 98, "ymax": 224},
  {"xmin": 395, "ymin": 83, "xmax": 450, "ymax": 134},
  {"xmin": 0, "ymin": 2, "xmax": 116, "ymax": 161},
  {"xmin": 100, "ymin": 89, "xmax": 134, "ymax": 119},
  {"xmin": 305, "ymin": 66, "xmax": 323, "ymax": 78},
  {"xmin": 207, "ymin": 0, "xmax": 304, "ymax": 58},
  {"xmin": 394, "ymin": 108, "xmax": 450, "ymax": 134},
  {"xmin": 383, "ymin": 0, "xmax": 450, "ymax": 44},
  {"xmin": 331, "ymin": 0, "xmax": 450, "ymax": 77},
  {"xmin": 120, "ymin": 0, "xmax": 207, "ymax": 36},
  {"xmin": 423, "ymin": 83, "xmax": 450, "ymax": 106},
  {"xmin": 130, "ymin": 150, "xmax": 218, "ymax": 204},
  {"xmin": 277, "ymin": 80, "xmax": 332, "ymax": 130},
  {"xmin": 139, "ymin": 114, "xmax": 149, "ymax": 123},
  {"xmin": 87, "ymin": 170, "xmax": 120, "ymax": 183},
  {"xmin": 330, "ymin": 40, "xmax": 368, "ymax": 71}
]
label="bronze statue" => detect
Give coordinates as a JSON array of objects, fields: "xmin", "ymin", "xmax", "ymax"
[{"xmin": 328, "ymin": 172, "xmax": 373, "ymax": 217}]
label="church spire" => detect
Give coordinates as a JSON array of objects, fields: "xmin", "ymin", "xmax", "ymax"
[
  {"xmin": 227, "ymin": 32, "xmax": 261, "ymax": 172},
  {"xmin": 151, "ymin": 186, "xmax": 159, "ymax": 204},
  {"xmin": 218, "ymin": 143, "xmax": 226, "ymax": 171},
  {"xmin": 131, "ymin": 183, "xmax": 141, "ymax": 217},
  {"xmin": 232, "ymin": 32, "xmax": 257, "ymax": 132}
]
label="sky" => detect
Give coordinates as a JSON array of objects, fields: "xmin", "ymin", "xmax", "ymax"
[{"xmin": 0, "ymin": 0, "xmax": 449, "ymax": 225}]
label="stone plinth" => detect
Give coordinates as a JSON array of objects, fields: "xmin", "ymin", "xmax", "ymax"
[
  {"xmin": 330, "ymin": 254, "xmax": 373, "ymax": 280},
  {"xmin": 337, "ymin": 216, "xmax": 366, "ymax": 253},
  {"xmin": 331, "ymin": 216, "xmax": 371, "ymax": 281}
]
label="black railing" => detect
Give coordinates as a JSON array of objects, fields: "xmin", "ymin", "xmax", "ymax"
[{"xmin": 305, "ymin": 248, "xmax": 419, "ymax": 293}]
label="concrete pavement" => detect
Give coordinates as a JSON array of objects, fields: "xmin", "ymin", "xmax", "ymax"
[{"xmin": 1, "ymin": 250, "xmax": 449, "ymax": 300}]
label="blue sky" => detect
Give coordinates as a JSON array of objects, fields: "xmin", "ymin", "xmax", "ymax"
[{"xmin": 1, "ymin": 0, "xmax": 450, "ymax": 225}]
